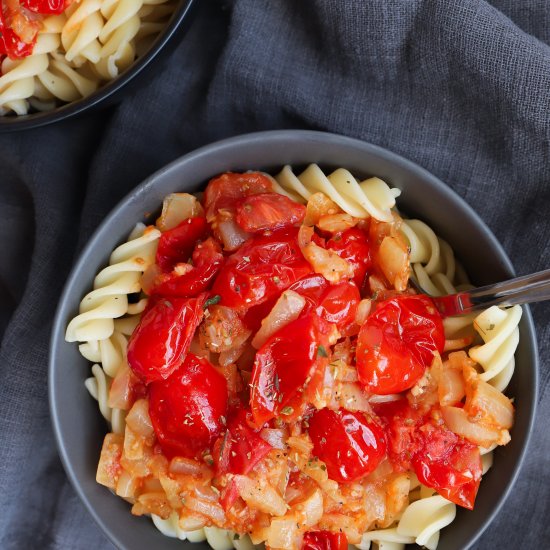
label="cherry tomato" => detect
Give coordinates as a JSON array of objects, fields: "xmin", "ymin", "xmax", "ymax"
[
  {"xmin": 22, "ymin": 0, "xmax": 66, "ymax": 14},
  {"xmin": 356, "ymin": 295, "xmax": 444, "ymax": 394},
  {"xmin": 250, "ymin": 314, "xmax": 330, "ymax": 427},
  {"xmin": 235, "ymin": 193, "xmax": 306, "ymax": 233},
  {"xmin": 212, "ymin": 228, "xmax": 311, "ymax": 309},
  {"xmin": 308, "ymin": 408, "xmax": 386, "ymax": 483},
  {"xmin": 203, "ymin": 172, "xmax": 273, "ymax": 219},
  {"xmin": 327, "ymin": 228, "xmax": 372, "ymax": 289},
  {"xmin": 413, "ymin": 429, "xmax": 481, "ymax": 509},
  {"xmin": 0, "ymin": 3, "xmax": 38, "ymax": 59},
  {"xmin": 155, "ymin": 216, "xmax": 209, "ymax": 272},
  {"xmin": 127, "ymin": 294, "xmax": 206, "ymax": 383},
  {"xmin": 151, "ymin": 237, "xmax": 224, "ymax": 298},
  {"xmin": 149, "ymin": 353, "xmax": 228, "ymax": 459},
  {"xmin": 302, "ymin": 531, "xmax": 348, "ymax": 550},
  {"xmin": 215, "ymin": 408, "xmax": 272, "ymax": 476},
  {"xmin": 289, "ymin": 275, "xmax": 360, "ymax": 334},
  {"xmin": 376, "ymin": 399, "xmax": 481, "ymax": 509},
  {"xmin": 316, "ymin": 281, "xmax": 360, "ymax": 334}
]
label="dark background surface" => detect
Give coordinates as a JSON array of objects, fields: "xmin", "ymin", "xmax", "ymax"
[{"xmin": 1, "ymin": 1, "xmax": 549, "ymax": 548}]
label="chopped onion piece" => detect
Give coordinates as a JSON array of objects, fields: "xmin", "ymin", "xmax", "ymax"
[
  {"xmin": 126, "ymin": 399, "xmax": 154, "ymax": 438},
  {"xmin": 185, "ymin": 495, "xmax": 226, "ymax": 525},
  {"xmin": 252, "ymin": 290, "xmax": 307, "ymax": 349},
  {"xmin": 234, "ymin": 475, "xmax": 287, "ymax": 516},
  {"xmin": 217, "ymin": 218, "xmax": 251, "ymax": 251},
  {"xmin": 317, "ymin": 213, "xmax": 357, "ymax": 233},
  {"xmin": 266, "ymin": 516, "xmax": 300, "ymax": 549},
  {"xmin": 156, "ymin": 193, "xmax": 204, "ymax": 231},
  {"xmin": 260, "ymin": 428, "xmax": 288, "ymax": 450},
  {"xmin": 378, "ymin": 235, "xmax": 410, "ymax": 292}
]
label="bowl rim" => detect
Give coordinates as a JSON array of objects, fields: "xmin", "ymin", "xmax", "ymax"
[
  {"xmin": 49, "ymin": 129, "xmax": 539, "ymax": 549},
  {"xmin": 0, "ymin": 0, "xmax": 196, "ymax": 132}
]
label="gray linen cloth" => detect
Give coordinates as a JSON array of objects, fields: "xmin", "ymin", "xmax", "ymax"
[{"xmin": 0, "ymin": 0, "xmax": 549, "ymax": 548}]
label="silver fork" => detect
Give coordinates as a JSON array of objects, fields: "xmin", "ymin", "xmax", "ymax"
[{"xmin": 411, "ymin": 268, "xmax": 550, "ymax": 317}]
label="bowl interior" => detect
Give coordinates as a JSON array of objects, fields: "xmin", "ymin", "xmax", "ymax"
[
  {"xmin": 0, "ymin": 0, "xmax": 195, "ymax": 132},
  {"xmin": 49, "ymin": 130, "xmax": 538, "ymax": 550}
]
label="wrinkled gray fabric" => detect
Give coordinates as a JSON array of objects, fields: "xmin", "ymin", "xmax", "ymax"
[{"xmin": 1, "ymin": 0, "xmax": 549, "ymax": 548}]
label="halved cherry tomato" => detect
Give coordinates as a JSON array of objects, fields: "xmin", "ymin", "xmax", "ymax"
[
  {"xmin": 308, "ymin": 408, "xmax": 386, "ymax": 483},
  {"xmin": 413, "ymin": 427, "xmax": 481, "ymax": 509},
  {"xmin": 127, "ymin": 294, "xmax": 206, "ymax": 383},
  {"xmin": 327, "ymin": 228, "xmax": 372, "ymax": 289},
  {"xmin": 235, "ymin": 193, "xmax": 306, "ymax": 233},
  {"xmin": 212, "ymin": 228, "xmax": 311, "ymax": 309},
  {"xmin": 149, "ymin": 353, "xmax": 228, "ymax": 459},
  {"xmin": 250, "ymin": 314, "xmax": 330, "ymax": 427},
  {"xmin": 356, "ymin": 295, "xmax": 444, "ymax": 394},
  {"xmin": 215, "ymin": 408, "xmax": 272, "ymax": 476},
  {"xmin": 155, "ymin": 216, "xmax": 209, "ymax": 272},
  {"xmin": 151, "ymin": 237, "xmax": 224, "ymax": 298},
  {"xmin": 316, "ymin": 281, "xmax": 360, "ymax": 334},
  {"xmin": 203, "ymin": 172, "xmax": 273, "ymax": 219},
  {"xmin": 376, "ymin": 399, "xmax": 481, "ymax": 509},
  {"xmin": 22, "ymin": 0, "xmax": 67, "ymax": 14},
  {"xmin": 302, "ymin": 531, "xmax": 348, "ymax": 550},
  {"xmin": 289, "ymin": 275, "xmax": 360, "ymax": 334}
]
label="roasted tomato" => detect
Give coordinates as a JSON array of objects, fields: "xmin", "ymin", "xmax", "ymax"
[
  {"xmin": 149, "ymin": 353, "xmax": 228, "ymax": 459},
  {"xmin": 127, "ymin": 294, "xmax": 206, "ymax": 383},
  {"xmin": 203, "ymin": 172, "xmax": 273, "ymax": 220},
  {"xmin": 327, "ymin": 228, "xmax": 372, "ymax": 289},
  {"xmin": 212, "ymin": 228, "xmax": 311, "ymax": 309},
  {"xmin": 0, "ymin": 0, "xmax": 40, "ymax": 59},
  {"xmin": 356, "ymin": 295, "xmax": 444, "ymax": 394},
  {"xmin": 235, "ymin": 193, "xmax": 306, "ymax": 233},
  {"xmin": 155, "ymin": 216, "xmax": 209, "ymax": 272},
  {"xmin": 250, "ymin": 314, "xmax": 330, "ymax": 427},
  {"xmin": 22, "ymin": 0, "xmax": 67, "ymax": 14},
  {"xmin": 215, "ymin": 408, "xmax": 272, "ymax": 476},
  {"xmin": 308, "ymin": 408, "xmax": 386, "ymax": 483},
  {"xmin": 302, "ymin": 531, "xmax": 348, "ymax": 550},
  {"xmin": 151, "ymin": 237, "xmax": 224, "ymax": 298},
  {"xmin": 377, "ymin": 399, "xmax": 481, "ymax": 509},
  {"xmin": 289, "ymin": 274, "xmax": 360, "ymax": 334}
]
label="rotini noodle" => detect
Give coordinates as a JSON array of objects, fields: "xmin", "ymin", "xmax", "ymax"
[
  {"xmin": 1, "ymin": 0, "xmax": 174, "ymax": 115},
  {"xmin": 65, "ymin": 223, "xmax": 160, "ymax": 343},
  {"xmin": 274, "ymin": 164, "xmax": 401, "ymax": 222},
  {"xmin": 469, "ymin": 305, "xmax": 522, "ymax": 391}
]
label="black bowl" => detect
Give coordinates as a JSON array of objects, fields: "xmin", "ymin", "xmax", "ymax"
[
  {"xmin": 0, "ymin": 0, "xmax": 196, "ymax": 132},
  {"xmin": 49, "ymin": 130, "xmax": 538, "ymax": 550}
]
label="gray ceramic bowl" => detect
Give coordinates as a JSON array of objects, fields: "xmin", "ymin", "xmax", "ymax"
[{"xmin": 49, "ymin": 130, "xmax": 538, "ymax": 550}]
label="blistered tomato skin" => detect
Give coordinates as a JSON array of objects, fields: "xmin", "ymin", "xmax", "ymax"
[
  {"xmin": 149, "ymin": 353, "xmax": 228, "ymax": 459},
  {"xmin": 127, "ymin": 294, "xmax": 206, "ymax": 383},
  {"xmin": 235, "ymin": 193, "xmax": 306, "ymax": 233},
  {"xmin": 327, "ymin": 228, "xmax": 372, "ymax": 288},
  {"xmin": 155, "ymin": 216, "xmax": 209, "ymax": 272},
  {"xmin": 250, "ymin": 314, "xmax": 329, "ymax": 427},
  {"xmin": 212, "ymin": 228, "xmax": 312, "ymax": 309},
  {"xmin": 302, "ymin": 531, "xmax": 348, "ymax": 550},
  {"xmin": 308, "ymin": 408, "xmax": 386, "ymax": 483},
  {"xmin": 356, "ymin": 294, "xmax": 445, "ymax": 394}
]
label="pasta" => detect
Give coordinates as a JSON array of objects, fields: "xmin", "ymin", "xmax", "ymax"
[
  {"xmin": 67, "ymin": 166, "xmax": 521, "ymax": 550},
  {"xmin": 0, "ymin": 0, "xmax": 176, "ymax": 115},
  {"xmin": 273, "ymin": 164, "xmax": 401, "ymax": 222}
]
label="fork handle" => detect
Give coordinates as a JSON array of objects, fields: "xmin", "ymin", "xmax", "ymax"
[{"xmin": 461, "ymin": 268, "xmax": 550, "ymax": 311}]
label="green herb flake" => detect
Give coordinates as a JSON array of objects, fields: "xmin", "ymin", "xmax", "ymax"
[
  {"xmin": 273, "ymin": 276, "xmax": 281, "ymax": 284},
  {"xmin": 281, "ymin": 406, "xmax": 294, "ymax": 415},
  {"xmin": 317, "ymin": 345, "xmax": 328, "ymax": 358},
  {"xmin": 204, "ymin": 295, "xmax": 221, "ymax": 308}
]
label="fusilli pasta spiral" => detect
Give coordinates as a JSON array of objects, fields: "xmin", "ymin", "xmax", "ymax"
[
  {"xmin": 469, "ymin": 305, "xmax": 522, "ymax": 392},
  {"xmin": 65, "ymin": 223, "xmax": 160, "ymax": 343},
  {"xmin": 1, "ymin": 0, "xmax": 174, "ymax": 115},
  {"xmin": 273, "ymin": 164, "xmax": 401, "ymax": 222},
  {"xmin": 400, "ymin": 219, "xmax": 469, "ymax": 296}
]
